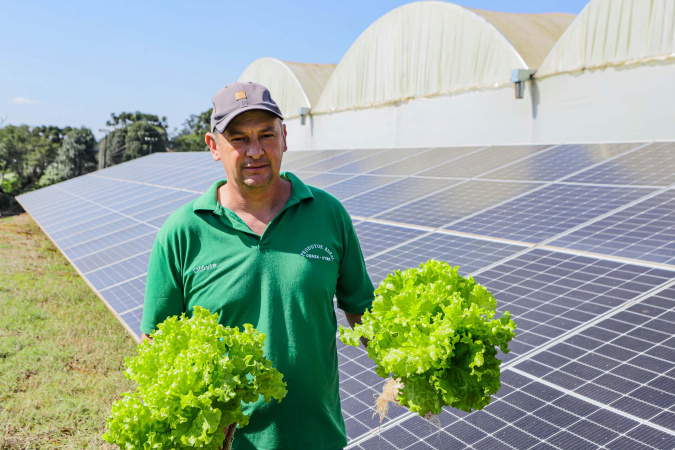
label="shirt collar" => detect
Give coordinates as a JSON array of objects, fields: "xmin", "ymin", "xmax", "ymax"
[{"xmin": 192, "ymin": 171, "xmax": 313, "ymax": 213}]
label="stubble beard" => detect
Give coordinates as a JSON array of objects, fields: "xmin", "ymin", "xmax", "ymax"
[{"xmin": 239, "ymin": 168, "xmax": 275, "ymax": 190}]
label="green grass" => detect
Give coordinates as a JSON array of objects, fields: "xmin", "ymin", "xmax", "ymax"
[{"xmin": 0, "ymin": 214, "xmax": 137, "ymax": 449}]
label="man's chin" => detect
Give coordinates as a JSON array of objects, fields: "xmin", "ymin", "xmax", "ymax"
[{"xmin": 241, "ymin": 175, "xmax": 274, "ymax": 189}]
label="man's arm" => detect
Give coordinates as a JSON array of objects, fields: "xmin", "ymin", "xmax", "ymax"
[
  {"xmin": 141, "ymin": 333, "xmax": 153, "ymax": 343},
  {"xmin": 344, "ymin": 312, "xmax": 368, "ymax": 348}
]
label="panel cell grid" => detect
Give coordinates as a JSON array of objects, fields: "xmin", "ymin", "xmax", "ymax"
[
  {"xmin": 354, "ymin": 221, "xmax": 428, "ymax": 258},
  {"xmin": 301, "ymin": 173, "xmax": 352, "ymax": 189},
  {"xmin": 120, "ymin": 307, "xmax": 144, "ymax": 337},
  {"xmin": 100, "ymin": 276, "xmax": 147, "ymax": 314},
  {"xmin": 130, "ymin": 195, "xmax": 200, "ymax": 222},
  {"xmin": 473, "ymin": 249, "xmax": 675, "ymax": 361},
  {"xmin": 329, "ymin": 147, "xmax": 427, "ymax": 174},
  {"xmin": 480, "ymin": 143, "xmax": 641, "ymax": 182},
  {"xmin": 85, "ymin": 251, "xmax": 150, "ymax": 290},
  {"xmin": 516, "ymin": 285, "xmax": 675, "ymax": 430},
  {"xmin": 550, "ymin": 189, "xmax": 675, "ymax": 265},
  {"xmin": 365, "ymin": 232, "xmax": 527, "ymax": 287},
  {"xmin": 49, "ymin": 212, "xmax": 121, "ymax": 241},
  {"xmin": 324, "ymin": 175, "xmax": 402, "ymax": 201},
  {"xmin": 369, "ymin": 146, "xmax": 483, "ymax": 176},
  {"xmin": 296, "ymin": 149, "xmax": 384, "ymax": 172},
  {"xmin": 281, "ymin": 150, "xmax": 348, "ymax": 171},
  {"xmin": 377, "ymin": 180, "xmax": 542, "ymax": 229},
  {"xmin": 563, "ymin": 142, "xmax": 675, "ymax": 186},
  {"xmin": 342, "ymin": 177, "xmax": 462, "ymax": 218},
  {"xmin": 337, "ymin": 339, "xmax": 408, "ymax": 441},
  {"xmin": 416, "ymin": 145, "xmax": 552, "ymax": 179},
  {"xmin": 62, "ymin": 223, "xmax": 157, "ymax": 260},
  {"xmin": 57, "ymin": 217, "xmax": 138, "ymax": 249},
  {"xmin": 73, "ymin": 231, "xmax": 157, "ymax": 274},
  {"xmin": 354, "ymin": 370, "xmax": 673, "ymax": 450},
  {"xmin": 448, "ymin": 183, "xmax": 654, "ymax": 243}
]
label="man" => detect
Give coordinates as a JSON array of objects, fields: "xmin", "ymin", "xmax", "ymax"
[{"xmin": 140, "ymin": 81, "xmax": 374, "ymax": 449}]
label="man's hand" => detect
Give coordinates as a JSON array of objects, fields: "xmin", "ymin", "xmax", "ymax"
[
  {"xmin": 344, "ymin": 312, "xmax": 369, "ymax": 348},
  {"xmin": 141, "ymin": 333, "xmax": 153, "ymax": 343}
]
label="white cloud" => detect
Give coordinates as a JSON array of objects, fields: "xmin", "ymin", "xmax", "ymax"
[{"xmin": 11, "ymin": 97, "xmax": 38, "ymax": 105}]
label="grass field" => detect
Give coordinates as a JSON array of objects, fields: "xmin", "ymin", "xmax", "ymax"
[{"xmin": 0, "ymin": 214, "xmax": 137, "ymax": 449}]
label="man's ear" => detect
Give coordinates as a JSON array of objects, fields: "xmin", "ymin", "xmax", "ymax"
[
  {"xmin": 282, "ymin": 124, "xmax": 287, "ymax": 152},
  {"xmin": 206, "ymin": 132, "xmax": 221, "ymax": 161}
]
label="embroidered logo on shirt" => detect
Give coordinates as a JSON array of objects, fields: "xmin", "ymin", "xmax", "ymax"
[
  {"xmin": 301, "ymin": 244, "xmax": 335, "ymax": 262},
  {"xmin": 192, "ymin": 263, "xmax": 218, "ymax": 274}
]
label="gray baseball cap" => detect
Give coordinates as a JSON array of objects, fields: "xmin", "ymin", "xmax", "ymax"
[{"xmin": 210, "ymin": 81, "xmax": 283, "ymax": 133}]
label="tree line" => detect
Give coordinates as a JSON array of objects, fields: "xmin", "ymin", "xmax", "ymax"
[{"xmin": 0, "ymin": 108, "xmax": 212, "ymax": 212}]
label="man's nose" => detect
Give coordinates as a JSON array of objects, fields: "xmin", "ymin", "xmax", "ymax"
[{"xmin": 246, "ymin": 138, "xmax": 264, "ymax": 158}]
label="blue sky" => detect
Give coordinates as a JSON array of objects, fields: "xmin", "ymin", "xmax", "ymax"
[{"xmin": 0, "ymin": 0, "xmax": 590, "ymax": 138}]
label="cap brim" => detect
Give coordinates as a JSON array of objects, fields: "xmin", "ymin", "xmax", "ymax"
[{"xmin": 213, "ymin": 106, "xmax": 284, "ymax": 134}]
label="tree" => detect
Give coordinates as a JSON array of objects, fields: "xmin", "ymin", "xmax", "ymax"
[
  {"xmin": 107, "ymin": 112, "xmax": 168, "ymax": 130},
  {"xmin": 170, "ymin": 108, "xmax": 212, "ymax": 152},
  {"xmin": 40, "ymin": 128, "xmax": 98, "ymax": 186},
  {"xmin": 123, "ymin": 121, "xmax": 166, "ymax": 162},
  {"xmin": 0, "ymin": 124, "xmax": 80, "ymax": 209},
  {"xmin": 0, "ymin": 126, "xmax": 28, "ymax": 187},
  {"xmin": 99, "ymin": 111, "xmax": 169, "ymax": 168},
  {"xmin": 26, "ymin": 125, "xmax": 70, "ymax": 183}
]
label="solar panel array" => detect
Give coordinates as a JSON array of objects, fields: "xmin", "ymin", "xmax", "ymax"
[{"xmin": 17, "ymin": 141, "xmax": 675, "ymax": 449}]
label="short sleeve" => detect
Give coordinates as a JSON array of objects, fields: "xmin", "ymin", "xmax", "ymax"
[
  {"xmin": 335, "ymin": 213, "xmax": 375, "ymax": 314},
  {"xmin": 140, "ymin": 229, "xmax": 185, "ymax": 334}
]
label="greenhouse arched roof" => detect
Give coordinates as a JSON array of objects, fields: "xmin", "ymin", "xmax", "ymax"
[
  {"xmin": 537, "ymin": 0, "xmax": 675, "ymax": 78},
  {"xmin": 239, "ymin": 58, "xmax": 336, "ymax": 118},
  {"xmin": 315, "ymin": 1, "xmax": 574, "ymax": 113}
]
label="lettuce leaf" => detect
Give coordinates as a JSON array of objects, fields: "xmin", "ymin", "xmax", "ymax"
[
  {"xmin": 103, "ymin": 306, "xmax": 287, "ymax": 448},
  {"xmin": 340, "ymin": 260, "xmax": 516, "ymax": 416}
]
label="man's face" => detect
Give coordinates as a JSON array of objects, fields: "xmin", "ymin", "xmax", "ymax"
[{"xmin": 207, "ymin": 110, "xmax": 287, "ymax": 192}]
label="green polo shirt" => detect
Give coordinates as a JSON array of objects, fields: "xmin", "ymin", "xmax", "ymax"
[{"xmin": 141, "ymin": 172, "xmax": 374, "ymax": 450}]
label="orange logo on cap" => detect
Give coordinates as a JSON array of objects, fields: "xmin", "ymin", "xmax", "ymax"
[{"xmin": 235, "ymin": 91, "xmax": 247, "ymax": 101}]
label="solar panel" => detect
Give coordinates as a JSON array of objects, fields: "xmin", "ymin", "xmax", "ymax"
[
  {"xmin": 416, "ymin": 144, "xmax": 552, "ymax": 178},
  {"xmin": 563, "ymin": 142, "xmax": 675, "ymax": 187},
  {"xmin": 280, "ymin": 149, "xmax": 348, "ymax": 171},
  {"xmin": 16, "ymin": 141, "xmax": 675, "ymax": 449},
  {"xmin": 376, "ymin": 180, "xmax": 543, "ymax": 229},
  {"xmin": 353, "ymin": 221, "xmax": 428, "ymax": 258},
  {"xmin": 294, "ymin": 149, "xmax": 384, "ymax": 172},
  {"xmin": 342, "ymin": 177, "xmax": 462, "ymax": 217},
  {"xmin": 368, "ymin": 146, "xmax": 484, "ymax": 176},
  {"xmin": 448, "ymin": 184, "xmax": 655, "ymax": 243},
  {"xmin": 550, "ymin": 189, "xmax": 675, "ymax": 265},
  {"xmin": 473, "ymin": 249, "xmax": 675, "ymax": 362},
  {"xmin": 329, "ymin": 147, "xmax": 429, "ymax": 174},
  {"xmin": 515, "ymin": 284, "xmax": 675, "ymax": 421},
  {"xmin": 302, "ymin": 172, "xmax": 353, "ymax": 188},
  {"xmin": 365, "ymin": 232, "xmax": 527, "ymax": 287},
  {"xmin": 480, "ymin": 143, "xmax": 643, "ymax": 182},
  {"xmin": 323, "ymin": 175, "xmax": 403, "ymax": 201}
]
